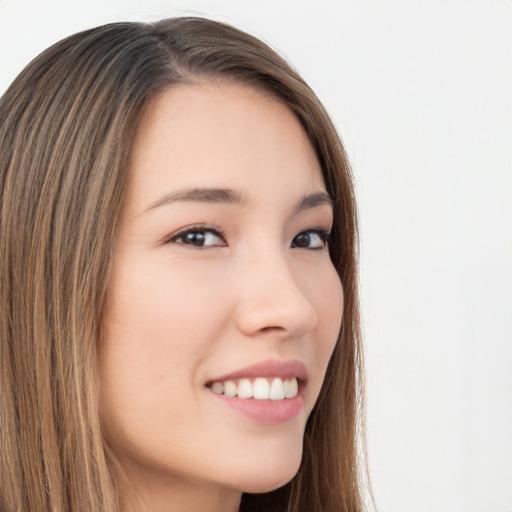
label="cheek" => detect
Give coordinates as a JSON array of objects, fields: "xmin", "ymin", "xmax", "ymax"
[
  {"xmin": 102, "ymin": 256, "xmax": 227, "ymax": 358},
  {"xmin": 307, "ymin": 259, "xmax": 343, "ymax": 342},
  {"xmin": 320, "ymin": 279, "xmax": 343, "ymax": 370},
  {"xmin": 99, "ymin": 257, "xmax": 230, "ymax": 440},
  {"xmin": 302, "ymin": 263, "xmax": 343, "ymax": 404}
]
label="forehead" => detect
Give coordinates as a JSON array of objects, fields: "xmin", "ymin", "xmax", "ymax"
[{"xmin": 125, "ymin": 81, "xmax": 325, "ymax": 213}]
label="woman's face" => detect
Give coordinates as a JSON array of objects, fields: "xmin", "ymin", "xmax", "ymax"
[{"xmin": 100, "ymin": 81, "xmax": 343, "ymax": 509}]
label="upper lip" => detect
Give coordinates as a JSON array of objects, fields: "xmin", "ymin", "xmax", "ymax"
[{"xmin": 208, "ymin": 359, "xmax": 309, "ymax": 384}]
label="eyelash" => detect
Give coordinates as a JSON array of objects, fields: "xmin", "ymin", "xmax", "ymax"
[
  {"xmin": 164, "ymin": 224, "xmax": 331, "ymax": 250},
  {"xmin": 164, "ymin": 224, "xmax": 226, "ymax": 248}
]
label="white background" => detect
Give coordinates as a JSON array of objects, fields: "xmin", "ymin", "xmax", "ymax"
[{"xmin": 1, "ymin": 1, "xmax": 511, "ymax": 511}]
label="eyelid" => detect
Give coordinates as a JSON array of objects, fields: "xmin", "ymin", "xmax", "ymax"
[
  {"xmin": 306, "ymin": 227, "xmax": 331, "ymax": 240},
  {"xmin": 291, "ymin": 227, "xmax": 332, "ymax": 250},
  {"xmin": 163, "ymin": 224, "xmax": 226, "ymax": 246}
]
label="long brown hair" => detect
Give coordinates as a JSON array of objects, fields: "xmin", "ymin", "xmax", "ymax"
[{"xmin": 0, "ymin": 17, "xmax": 366, "ymax": 511}]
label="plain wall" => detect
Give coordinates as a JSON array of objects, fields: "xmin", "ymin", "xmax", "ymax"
[{"xmin": 1, "ymin": 1, "xmax": 511, "ymax": 511}]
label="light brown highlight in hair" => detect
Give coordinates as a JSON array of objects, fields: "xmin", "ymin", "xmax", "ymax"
[{"xmin": 0, "ymin": 17, "xmax": 368, "ymax": 511}]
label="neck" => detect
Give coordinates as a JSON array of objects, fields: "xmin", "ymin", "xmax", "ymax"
[{"xmin": 116, "ymin": 467, "xmax": 242, "ymax": 512}]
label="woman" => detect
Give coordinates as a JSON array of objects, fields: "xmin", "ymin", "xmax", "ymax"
[{"xmin": 0, "ymin": 17, "xmax": 366, "ymax": 512}]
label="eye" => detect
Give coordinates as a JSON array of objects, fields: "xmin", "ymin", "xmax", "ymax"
[
  {"xmin": 291, "ymin": 229, "xmax": 330, "ymax": 250},
  {"xmin": 165, "ymin": 225, "xmax": 226, "ymax": 248}
]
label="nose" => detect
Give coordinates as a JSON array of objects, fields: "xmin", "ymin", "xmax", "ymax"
[{"xmin": 233, "ymin": 251, "xmax": 318, "ymax": 339}]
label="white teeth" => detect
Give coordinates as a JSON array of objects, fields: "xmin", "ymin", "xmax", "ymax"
[
  {"xmin": 237, "ymin": 379, "xmax": 253, "ymax": 399},
  {"xmin": 211, "ymin": 382, "xmax": 224, "ymax": 394},
  {"xmin": 209, "ymin": 377, "xmax": 299, "ymax": 400},
  {"xmin": 224, "ymin": 380, "xmax": 237, "ymax": 397},
  {"xmin": 284, "ymin": 378, "xmax": 298, "ymax": 398},
  {"xmin": 253, "ymin": 378, "xmax": 270, "ymax": 399},
  {"xmin": 270, "ymin": 377, "xmax": 286, "ymax": 400}
]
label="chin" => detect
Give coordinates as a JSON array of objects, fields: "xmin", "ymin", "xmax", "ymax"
[{"xmin": 232, "ymin": 449, "xmax": 303, "ymax": 494}]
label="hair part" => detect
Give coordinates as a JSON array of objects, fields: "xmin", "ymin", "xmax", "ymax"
[{"xmin": 0, "ymin": 17, "xmax": 367, "ymax": 511}]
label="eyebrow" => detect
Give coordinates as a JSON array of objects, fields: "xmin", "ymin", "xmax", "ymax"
[
  {"xmin": 294, "ymin": 191, "xmax": 334, "ymax": 213},
  {"xmin": 145, "ymin": 187, "xmax": 333, "ymax": 213},
  {"xmin": 146, "ymin": 188, "xmax": 245, "ymax": 211}
]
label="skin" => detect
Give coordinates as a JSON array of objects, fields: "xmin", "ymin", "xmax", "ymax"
[{"xmin": 100, "ymin": 81, "xmax": 343, "ymax": 512}]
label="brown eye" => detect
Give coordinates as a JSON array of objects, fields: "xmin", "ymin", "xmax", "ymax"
[
  {"xmin": 291, "ymin": 229, "xmax": 329, "ymax": 250},
  {"xmin": 167, "ymin": 226, "xmax": 226, "ymax": 248},
  {"xmin": 180, "ymin": 232, "xmax": 209, "ymax": 246}
]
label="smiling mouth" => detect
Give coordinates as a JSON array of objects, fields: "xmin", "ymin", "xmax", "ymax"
[
  {"xmin": 206, "ymin": 377, "xmax": 299, "ymax": 400},
  {"xmin": 205, "ymin": 360, "xmax": 307, "ymax": 424}
]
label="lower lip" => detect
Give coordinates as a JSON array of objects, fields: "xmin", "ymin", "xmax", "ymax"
[{"xmin": 209, "ymin": 391, "xmax": 304, "ymax": 425}]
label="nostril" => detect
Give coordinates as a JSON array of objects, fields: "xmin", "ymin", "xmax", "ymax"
[{"xmin": 259, "ymin": 326, "xmax": 286, "ymax": 333}]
